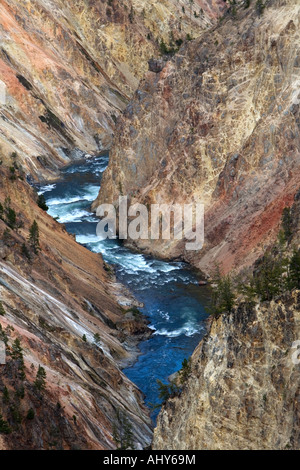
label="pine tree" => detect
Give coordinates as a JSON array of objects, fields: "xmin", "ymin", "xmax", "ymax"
[
  {"xmin": 289, "ymin": 249, "xmax": 300, "ymax": 289},
  {"xmin": 34, "ymin": 365, "xmax": 47, "ymax": 392},
  {"xmin": 0, "ymin": 413, "xmax": 11, "ymax": 434},
  {"xmin": 210, "ymin": 266, "xmax": 236, "ymax": 315},
  {"xmin": 112, "ymin": 409, "xmax": 135, "ymax": 450},
  {"xmin": 37, "ymin": 194, "xmax": 48, "ymax": 211},
  {"xmin": 26, "ymin": 408, "xmax": 35, "ymax": 420},
  {"xmin": 3, "ymin": 387, "xmax": 9, "ymax": 404},
  {"xmin": 21, "ymin": 243, "xmax": 31, "ymax": 261},
  {"xmin": 0, "ymin": 301, "xmax": 5, "ymax": 316},
  {"xmin": 11, "ymin": 338, "xmax": 23, "ymax": 360},
  {"xmin": 11, "ymin": 338, "xmax": 26, "ymax": 380},
  {"xmin": 5, "ymin": 207, "xmax": 16, "ymax": 230},
  {"xmin": 93, "ymin": 333, "xmax": 101, "ymax": 345},
  {"xmin": 179, "ymin": 358, "xmax": 192, "ymax": 384},
  {"xmin": 253, "ymin": 254, "xmax": 285, "ymax": 301},
  {"xmin": 28, "ymin": 220, "xmax": 40, "ymax": 254}
]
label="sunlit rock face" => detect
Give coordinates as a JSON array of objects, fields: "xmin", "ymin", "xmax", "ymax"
[
  {"xmin": 0, "ymin": 0, "xmax": 225, "ymax": 180},
  {"xmin": 97, "ymin": 0, "xmax": 300, "ymax": 276}
]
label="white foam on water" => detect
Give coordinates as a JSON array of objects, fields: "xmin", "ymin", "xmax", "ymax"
[
  {"xmin": 154, "ymin": 262, "xmax": 183, "ymax": 273},
  {"xmin": 38, "ymin": 184, "xmax": 56, "ymax": 195},
  {"xmin": 47, "ymin": 184, "xmax": 100, "ymax": 208},
  {"xmin": 76, "ymin": 234, "xmax": 101, "ymax": 245},
  {"xmin": 47, "ymin": 196, "xmax": 85, "ymax": 206},
  {"xmin": 48, "ymin": 208, "xmax": 93, "ymax": 224},
  {"xmin": 154, "ymin": 322, "xmax": 200, "ymax": 338}
]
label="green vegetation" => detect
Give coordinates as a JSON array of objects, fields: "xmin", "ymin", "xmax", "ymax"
[
  {"xmin": 0, "ymin": 413, "xmax": 11, "ymax": 434},
  {"xmin": 0, "ymin": 301, "xmax": 6, "ymax": 316},
  {"xmin": 256, "ymin": 0, "xmax": 266, "ymax": 16},
  {"xmin": 21, "ymin": 243, "xmax": 31, "ymax": 261},
  {"xmin": 210, "ymin": 265, "xmax": 236, "ymax": 316},
  {"xmin": 112, "ymin": 409, "xmax": 135, "ymax": 450},
  {"xmin": 93, "ymin": 333, "xmax": 101, "ymax": 345},
  {"xmin": 28, "ymin": 220, "xmax": 40, "ymax": 254},
  {"xmin": 37, "ymin": 194, "xmax": 49, "ymax": 211},
  {"xmin": 210, "ymin": 207, "xmax": 300, "ymax": 313},
  {"xmin": 0, "ymin": 323, "xmax": 9, "ymax": 346},
  {"xmin": 289, "ymin": 249, "xmax": 300, "ymax": 289},
  {"xmin": 34, "ymin": 365, "xmax": 47, "ymax": 392},
  {"xmin": 179, "ymin": 358, "xmax": 192, "ymax": 385},
  {"xmin": 156, "ymin": 379, "xmax": 181, "ymax": 404},
  {"xmin": 9, "ymin": 166, "xmax": 17, "ymax": 181},
  {"xmin": 26, "ymin": 408, "xmax": 35, "ymax": 420},
  {"xmin": 228, "ymin": 0, "xmax": 237, "ymax": 17},
  {"xmin": 15, "ymin": 385, "xmax": 25, "ymax": 400},
  {"xmin": 0, "ymin": 197, "xmax": 22, "ymax": 231},
  {"xmin": 11, "ymin": 338, "xmax": 26, "ymax": 380},
  {"xmin": 3, "ymin": 387, "xmax": 9, "ymax": 404},
  {"xmin": 281, "ymin": 207, "xmax": 292, "ymax": 241}
]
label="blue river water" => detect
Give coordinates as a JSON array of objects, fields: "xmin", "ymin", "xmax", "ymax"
[{"xmin": 38, "ymin": 154, "xmax": 210, "ymax": 420}]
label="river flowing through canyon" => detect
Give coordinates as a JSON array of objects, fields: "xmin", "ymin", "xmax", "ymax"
[{"xmin": 38, "ymin": 155, "xmax": 210, "ymax": 420}]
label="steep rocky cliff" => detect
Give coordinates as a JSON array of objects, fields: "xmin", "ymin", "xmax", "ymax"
[
  {"xmin": 0, "ymin": 0, "xmax": 228, "ymax": 450},
  {"xmin": 0, "ymin": 0, "xmax": 225, "ymax": 181},
  {"xmin": 97, "ymin": 0, "xmax": 300, "ymax": 276},
  {"xmin": 0, "ymin": 165, "xmax": 154, "ymax": 450},
  {"xmin": 153, "ymin": 192, "xmax": 300, "ymax": 450},
  {"xmin": 153, "ymin": 290, "xmax": 300, "ymax": 450}
]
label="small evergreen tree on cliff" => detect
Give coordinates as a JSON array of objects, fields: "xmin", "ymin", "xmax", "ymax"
[
  {"xmin": 179, "ymin": 358, "xmax": 192, "ymax": 385},
  {"xmin": 28, "ymin": 220, "xmax": 40, "ymax": 254},
  {"xmin": 210, "ymin": 265, "xmax": 236, "ymax": 315},
  {"xmin": 34, "ymin": 365, "xmax": 47, "ymax": 392},
  {"xmin": 289, "ymin": 249, "xmax": 300, "ymax": 289},
  {"xmin": 93, "ymin": 333, "xmax": 101, "ymax": 345},
  {"xmin": 11, "ymin": 337, "xmax": 26, "ymax": 380},
  {"xmin": 37, "ymin": 194, "xmax": 48, "ymax": 212},
  {"xmin": 112, "ymin": 409, "xmax": 135, "ymax": 450},
  {"xmin": 0, "ymin": 301, "xmax": 5, "ymax": 316},
  {"xmin": 0, "ymin": 413, "xmax": 11, "ymax": 434}
]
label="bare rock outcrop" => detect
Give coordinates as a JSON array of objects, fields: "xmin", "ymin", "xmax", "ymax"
[
  {"xmin": 96, "ymin": 0, "xmax": 300, "ymax": 275},
  {"xmin": 0, "ymin": 0, "xmax": 225, "ymax": 180},
  {"xmin": 153, "ymin": 291, "xmax": 300, "ymax": 450},
  {"xmin": 0, "ymin": 166, "xmax": 152, "ymax": 450}
]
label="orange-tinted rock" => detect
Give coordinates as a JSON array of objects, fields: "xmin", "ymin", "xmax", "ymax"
[{"xmin": 97, "ymin": 1, "xmax": 300, "ymax": 276}]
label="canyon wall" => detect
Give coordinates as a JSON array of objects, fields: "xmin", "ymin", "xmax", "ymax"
[
  {"xmin": 153, "ymin": 193, "xmax": 300, "ymax": 450},
  {"xmin": 97, "ymin": 0, "xmax": 300, "ymax": 276},
  {"xmin": 0, "ymin": 164, "xmax": 154, "ymax": 449},
  {"xmin": 0, "ymin": 167, "xmax": 152, "ymax": 449},
  {"xmin": 0, "ymin": 0, "xmax": 225, "ymax": 181},
  {"xmin": 153, "ymin": 290, "xmax": 300, "ymax": 450},
  {"xmin": 0, "ymin": 0, "xmax": 227, "ymax": 449}
]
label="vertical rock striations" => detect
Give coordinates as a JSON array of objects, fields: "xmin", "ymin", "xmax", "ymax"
[
  {"xmin": 153, "ymin": 291, "xmax": 300, "ymax": 450},
  {"xmin": 0, "ymin": 166, "xmax": 153, "ymax": 450},
  {"xmin": 97, "ymin": 0, "xmax": 300, "ymax": 275},
  {"xmin": 0, "ymin": 0, "xmax": 225, "ymax": 180}
]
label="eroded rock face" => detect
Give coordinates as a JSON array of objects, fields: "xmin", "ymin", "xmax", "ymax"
[
  {"xmin": 97, "ymin": 0, "xmax": 300, "ymax": 275},
  {"xmin": 153, "ymin": 170, "xmax": 300, "ymax": 451},
  {"xmin": 153, "ymin": 291, "xmax": 300, "ymax": 450},
  {"xmin": 0, "ymin": 168, "xmax": 153, "ymax": 450},
  {"xmin": 0, "ymin": 0, "xmax": 225, "ymax": 180}
]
